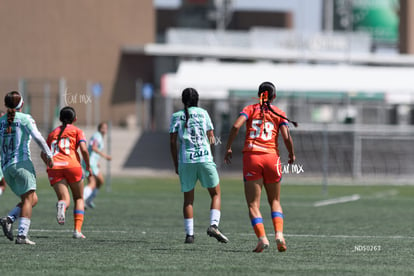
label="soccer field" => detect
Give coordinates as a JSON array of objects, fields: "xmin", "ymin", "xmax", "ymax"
[{"xmin": 0, "ymin": 177, "xmax": 413, "ymax": 275}]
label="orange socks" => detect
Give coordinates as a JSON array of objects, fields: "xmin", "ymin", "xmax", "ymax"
[
  {"xmin": 251, "ymin": 217, "xmax": 266, "ymax": 238},
  {"xmin": 74, "ymin": 210, "xmax": 85, "ymax": 232},
  {"xmin": 271, "ymin": 212, "xmax": 284, "ymax": 233},
  {"xmin": 252, "ymin": 213, "xmax": 284, "ymax": 240}
]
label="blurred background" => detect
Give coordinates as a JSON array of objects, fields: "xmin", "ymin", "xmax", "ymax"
[{"xmin": 0, "ymin": 0, "xmax": 413, "ymax": 185}]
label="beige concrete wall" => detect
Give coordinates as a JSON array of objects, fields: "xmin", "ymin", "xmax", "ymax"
[
  {"xmin": 0, "ymin": 0, "xmax": 154, "ymax": 125},
  {"xmin": 400, "ymin": 0, "xmax": 414, "ymax": 54}
]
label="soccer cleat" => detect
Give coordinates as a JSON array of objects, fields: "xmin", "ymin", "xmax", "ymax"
[
  {"xmin": 276, "ymin": 232, "xmax": 287, "ymax": 252},
  {"xmin": 184, "ymin": 234, "xmax": 194, "ymax": 244},
  {"xmin": 0, "ymin": 216, "xmax": 14, "ymax": 241},
  {"xmin": 207, "ymin": 225, "xmax": 229, "ymax": 243},
  {"xmin": 56, "ymin": 201, "xmax": 66, "ymax": 225},
  {"xmin": 15, "ymin": 235, "xmax": 36, "ymax": 245},
  {"xmin": 253, "ymin": 236, "xmax": 269, "ymax": 253},
  {"xmin": 73, "ymin": 231, "xmax": 86, "ymax": 239},
  {"xmin": 85, "ymin": 200, "xmax": 96, "ymax": 209}
]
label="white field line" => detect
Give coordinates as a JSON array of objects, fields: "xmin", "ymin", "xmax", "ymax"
[
  {"xmin": 313, "ymin": 189, "xmax": 399, "ymax": 207},
  {"xmin": 313, "ymin": 194, "xmax": 361, "ymax": 207},
  {"xmin": 25, "ymin": 229, "xmax": 414, "ymax": 240}
]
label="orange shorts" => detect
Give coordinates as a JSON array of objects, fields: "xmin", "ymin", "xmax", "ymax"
[
  {"xmin": 242, "ymin": 152, "xmax": 282, "ymax": 184},
  {"xmin": 47, "ymin": 167, "xmax": 84, "ymax": 185}
]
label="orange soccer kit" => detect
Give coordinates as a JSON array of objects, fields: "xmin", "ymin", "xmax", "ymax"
[
  {"xmin": 240, "ymin": 103, "xmax": 288, "ymax": 184},
  {"xmin": 46, "ymin": 124, "xmax": 87, "ymax": 233},
  {"xmin": 240, "ymin": 103, "xmax": 288, "ymax": 241},
  {"xmin": 47, "ymin": 124, "xmax": 86, "ymax": 184}
]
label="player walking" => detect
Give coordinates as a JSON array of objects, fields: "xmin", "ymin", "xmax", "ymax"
[
  {"xmin": 224, "ymin": 82, "xmax": 296, "ymax": 252},
  {"xmin": 170, "ymin": 88, "xmax": 228, "ymax": 244}
]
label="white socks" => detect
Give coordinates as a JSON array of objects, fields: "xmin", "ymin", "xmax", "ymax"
[
  {"xmin": 184, "ymin": 209, "xmax": 221, "ymax": 236},
  {"xmin": 210, "ymin": 209, "xmax": 221, "ymax": 226},
  {"xmin": 184, "ymin": 218, "xmax": 194, "ymax": 236},
  {"xmin": 18, "ymin": 217, "xmax": 31, "ymax": 237},
  {"xmin": 83, "ymin": 186, "xmax": 92, "ymax": 201}
]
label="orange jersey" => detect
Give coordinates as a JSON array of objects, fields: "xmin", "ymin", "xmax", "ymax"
[
  {"xmin": 240, "ymin": 103, "xmax": 289, "ymax": 155},
  {"xmin": 47, "ymin": 124, "xmax": 87, "ymax": 169}
]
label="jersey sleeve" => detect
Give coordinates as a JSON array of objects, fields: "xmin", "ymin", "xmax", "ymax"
[
  {"xmin": 77, "ymin": 129, "xmax": 87, "ymax": 146},
  {"xmin": 169, "ymin": 113, "xmax": 180, "ymax": 133},
  {"xmin": 46, "ymin": 132, "xmax": 53, "ymax": 147},
  {"xmin": 239, "ymin": 105, "xmax": 252, "ymax": 120},
  {"xmin": 23, "ymin": 115, "xmax": 53, "ymax": 158},
  {"xmin": 89, "ymin": 133, "xmax": 97, "ymax": 147},
  {"xmin": 277, "ymin": 110, "xmax": 289, "ymax": 127},
  {"xmin": 204, "ymin": 110, "xmax": 214, "ymax": 131}
]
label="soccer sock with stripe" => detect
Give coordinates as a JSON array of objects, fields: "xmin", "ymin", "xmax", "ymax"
[
  {"xmin": 74, "ymin": 210, "xmax": 85, "ymax": 233},
  {"xmin": 251, "ymin": 217, "xmax": 266, "ymax": 239},
  {"xmin": 271, "ymin": 211, "xmax": 284, "ymax": 233}
]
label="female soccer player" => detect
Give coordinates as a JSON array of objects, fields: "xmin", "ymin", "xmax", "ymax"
[
  {"xmin": 42, "ymin": 106, "xmax": 92, "ymax": 239},
  {"xmin": 0, "ymin": 91, "xmax": 53, "ymax": 245},
  {"xmin": 83, "ymin": 122, "xmax": 111, "ymax": 209},
  {"xmin": 224, "ymin": 81, "xmax": 296, "ymax": 253},
  {"xmin": 170, "ymin": 88, "xmax": 228, "ymax": 244}
]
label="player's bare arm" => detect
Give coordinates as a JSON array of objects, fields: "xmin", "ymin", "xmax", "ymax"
[
  {"xmin": 92, "ymin": 143, "xmax": 111, "ymax": 161},
  {"xmin": 280, "ymin": 125, "xmax": 295, "ymax": 164},
  {"xmin": 224, "ymin": 115, "xmax": 246, "ymax": 164},
  {"xmin": 169, "ymin": 132, "xmax": 179, "ymax": 174}
]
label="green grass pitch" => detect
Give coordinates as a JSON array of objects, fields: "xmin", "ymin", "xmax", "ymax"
[{"xmin": 0, "ymin": 177, "xmax": 413, "ymax": 275}]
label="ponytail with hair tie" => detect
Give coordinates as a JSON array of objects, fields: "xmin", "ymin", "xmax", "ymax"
[
  {"xmin": 260, "ymin": 91, "xmax": 268, "ymax": 106},
  {"xmin": 258, "ymin": 88, "xmax": 298, "ymax": 128},
  {"xmin": 259, "ymin": 91, "xmax": 269, "ymax": 134}
]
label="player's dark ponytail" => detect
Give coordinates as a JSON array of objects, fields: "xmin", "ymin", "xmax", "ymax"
[
  {"xmin": 57, "ymin": 106, "xmax": 76, "ymax": 143},
  {"xmin": 181, "ymin": 88, "xmax": 199, "ymax": 128},
  {"xmin": 258, "ymin": 82, "xmax": 298, "ymax": 128},
  {"xmin": 4, "ymin": 91, "xmax": 23, "ymax": 134}
]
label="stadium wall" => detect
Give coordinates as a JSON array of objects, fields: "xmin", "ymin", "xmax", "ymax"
[
  {"xmin": 0, "ymin": 0, "xmax": 154, "ymax": 126},
  {"xmin": 400, "ymin": 0, "xmax": 414, "ymax": 54}
]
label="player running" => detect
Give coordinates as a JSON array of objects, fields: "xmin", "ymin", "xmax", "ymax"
[
  {"xmin": 42, "ymin": 106, "xmax": 92, "ymax": 239},
  {"xmin": 170, "ymin": 88, "xmax": 228, "ymax": 244},
  {"xmin": 83, "ymin": 122, "xmax": 111, "ymax": 209},
  {"xmin": 0, "ymin": 91, "xmax": 53, "ymax": 245},
  {"xmin": 224, "ymin": 81, "xmax": 296, "ymax": 252}
]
